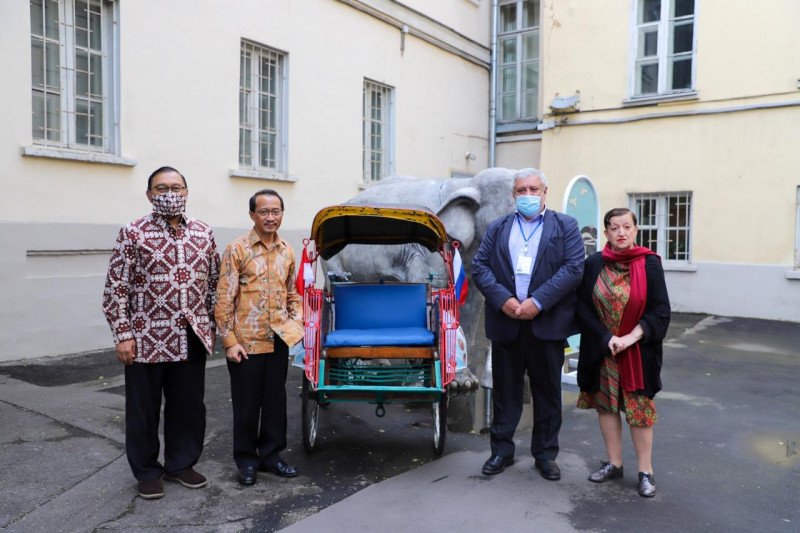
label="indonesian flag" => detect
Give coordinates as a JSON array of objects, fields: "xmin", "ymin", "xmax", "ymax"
[
  {"xmin": 296, "ymin": 246, "xmax": 314, "ymax": 296},
  {"xmin": 453, "ymin": 248, "xmax": 468, "ymax": 305}
]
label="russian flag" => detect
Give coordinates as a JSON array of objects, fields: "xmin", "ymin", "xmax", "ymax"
[
  {"xmin": 296, "ymin": 246, "xmax": 314, "ymax": 297},
  {"xmin": 453, "ymin": 248, "xmax": 468, "ymax": 305}
]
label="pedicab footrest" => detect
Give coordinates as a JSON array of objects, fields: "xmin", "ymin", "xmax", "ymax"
[{"xmin": 326, "ymin": 360, "xmax": 433, "ymax": 387}]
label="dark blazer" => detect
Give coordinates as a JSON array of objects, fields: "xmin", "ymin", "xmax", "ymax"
[
  {"xmin": 576, "ymin": 252, "xmax": 671, "ymax": 398},
  {"xmin": 472, "ymin": 210, "xmax": 585, "ymax": 342}
]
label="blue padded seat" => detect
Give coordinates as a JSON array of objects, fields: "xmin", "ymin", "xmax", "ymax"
[{"xmin": 325, "ymin": 283, "xmax": 434, "ymax": 348}]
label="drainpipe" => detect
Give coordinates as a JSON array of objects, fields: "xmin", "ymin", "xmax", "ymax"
[{"xmin": 489, "ymin": 0, "xmax": 498, "ymax": 167}]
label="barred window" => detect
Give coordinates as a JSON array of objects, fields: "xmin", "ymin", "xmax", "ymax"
[
  {"xmin": 497, "ymin": 0, "xmax": 539, "ymax": 121},
  {"xmin": 630, "ymin": 192, "xmax": 692, "ymax": 262},
  {"xmin": 239, "ymin": 41, "xmax": 286, "ymax": 172},
  {"xmin": 30, "ymin": 0, "xmax": 117, "ymax": 152},
  {"xmin": 362, "ymin": 79, "xmax": 394, "ymax": 183}
]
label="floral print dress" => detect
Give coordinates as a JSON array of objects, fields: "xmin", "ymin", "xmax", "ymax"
[{"xmin": 576, "ymin": 261, "xmax": 657, "ymax": 427}]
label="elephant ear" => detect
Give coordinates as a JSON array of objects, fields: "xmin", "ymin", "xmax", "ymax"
[{"xmin": 437, "ymin": 186, "xmax": 481, "ymax": 249}]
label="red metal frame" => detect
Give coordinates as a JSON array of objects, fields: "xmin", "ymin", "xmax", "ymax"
[
  {"xmin": 303, "ymin": 287, "xmax": 322, "ymax": 386},
  {"xmin": 434, "ymin": 286, "xmax": 459, "ymax": 387}
]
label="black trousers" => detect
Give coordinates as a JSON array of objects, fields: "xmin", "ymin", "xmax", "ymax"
[
  {"xmin": 490, "ymin": 325, "xmax": 564, "ymax": 460},
  {"xmin": 227, "ymin": 337, "xmax": 289, "ymax": 470},
  {"xmin": 124, "ymin": 328, "xmax": 207, "ymax": 481}
]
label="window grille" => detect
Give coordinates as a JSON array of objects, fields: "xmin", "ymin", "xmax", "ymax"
[{"xmin": 239, "ymin": 41, "xmax": 286, "ymax": 172}]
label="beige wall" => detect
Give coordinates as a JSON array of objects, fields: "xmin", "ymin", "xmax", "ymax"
[
  {"xmin": 401, "ymin": 0, "xmax": 489, "ymax": 44},
  {"xmin": 542, "ymin": 0, "xmax": 800, "ymax": 111},
  {"xmin": 0, "ymin": 0, "xmax": 490, "ymax": 361},
  {"xmin": 537, "ymin": 0, "xmax": 800, "ymax": 321},
  {"xmin": 495, "ymin": 138, "xmax": 542, "ymax": 171},
  {"xmin": 0, "ymin": 0, "xmax": 489, "ymax": 233},
  {"xmin": 541, "ymin": 108, "xmax": 800, "ymax": 265}
]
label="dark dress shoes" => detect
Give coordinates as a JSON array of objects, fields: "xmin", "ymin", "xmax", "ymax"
[
  {"xmin": 238, "ymin": 466, "xmax": 257, "ymax": 486},
  {"xmin": 588, "ymin": 461, "xmax": 623, "ymax": 483},
  {"xmin": 534, "ymin": 459, "xmax": 561, "ymax": 481},
  {"xmin": 482, "ymin": 454, "xmax": 515, "ymax": 475},
  {"xmin": 638, "ymin": 472, "xmax": 656, "ymax": 497},
  {"xmin": 262, "ymin": 460, "xmax": 299, "ymax": 478}
]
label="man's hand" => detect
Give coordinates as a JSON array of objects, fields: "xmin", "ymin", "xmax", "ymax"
[
  {"xmin": 209, "ymin": 330, "xmax": 217, "ymax": 351},
  {"xmin": 226, "ymin": 344, "xmax": 248, "ymax": 363},
  {"xmin": 501, "ymin": 297, "xmax": 521, "ymax": 318},
  {"xmin": 515, "ymin": 298, "xmax": 541, "ymax": 320},
  {"xmin": 115, "ymin": 339, "xmax": 136, "ymax": 365}
]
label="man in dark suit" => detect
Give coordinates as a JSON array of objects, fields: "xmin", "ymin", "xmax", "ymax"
[{"xmin": 472, "ymin": 168, "xmax": 584, "ymax": 481}]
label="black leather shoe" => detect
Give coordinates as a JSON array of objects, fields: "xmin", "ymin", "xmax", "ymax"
[
  {"xmin": 588, "ymin": 461, "xmax": 623, "ymax": 483},
  {"xmin": 638, "ymin": 472, "xmax": 656, "ymax": 497},
  {"xmin": 534, "ymin": 459, "xmax": 561, "ymax": 481},
  {"xmin": 238, "ymin": 466, "xmax": 257, "ymax": 486},
  {"xmin": 264, "ymin": 461, "xmax": 298, "ymax": 478},
  {"xmin": 482, "ymin": 454, "xmax": 514, "ymax": 475}
]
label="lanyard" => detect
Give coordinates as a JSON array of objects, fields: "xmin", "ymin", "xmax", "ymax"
[{"xmin": 516, "ymin": 215, "xmax": 543, "ymax": 253}]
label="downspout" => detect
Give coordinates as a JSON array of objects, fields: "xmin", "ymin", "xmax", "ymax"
[{"xmin": 489, "ymin": 0, "xmax": 498, "ymax": 167}]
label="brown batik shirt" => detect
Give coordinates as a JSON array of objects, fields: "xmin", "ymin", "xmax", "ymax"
[
  {"xmin": 102, "ymin": 214, "xmax": 221, "ymax": 363},
  {"xmin": 215, "ymin": 229, "xmax": 304, "ymax": 354}
]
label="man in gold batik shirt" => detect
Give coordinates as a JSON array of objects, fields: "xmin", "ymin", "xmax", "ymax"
[{"xmin": 215, "ymin": 188, "xmax": 304, "ymax": 486}]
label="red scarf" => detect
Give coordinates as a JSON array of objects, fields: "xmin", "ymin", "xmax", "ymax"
[{"xmin": 601, "ymin": 243, "xmax": 655, "ymax": 392}]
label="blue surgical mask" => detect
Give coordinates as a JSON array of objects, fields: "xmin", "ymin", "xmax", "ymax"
[{"xmin": 515, "ymin": 194, "xmax": 541, "ymax": 218}]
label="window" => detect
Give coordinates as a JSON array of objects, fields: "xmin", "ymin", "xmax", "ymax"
[
  {"xmin": 632, "ymin": 0, "xmax": 696, "ymax": 97},
  {"xmin": 497, "ymin": 0, "xmax": 539, "ymax": 121},
  {"xmin": 629, "ymin": 192, "xmax": 692, "ymax": 261},
  {"xmin": 30, "ymin": 0, "xmax": 118, "ymax": 152},
  {"xmin": 239, "ymin": 41, "xmax": 287, "ymax": 172},
  {"xmin": 362, "ymin": 80, "xmax": 394, "ymax": 183}
]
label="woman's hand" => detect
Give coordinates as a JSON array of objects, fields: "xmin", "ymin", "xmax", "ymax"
[
  {"xmin": 609, "ymin": 325, "xmax": 645, "ymax": 355},
  {"xmin": 608, "ymin": 335, "xmax": 625, "ymax": 355}
]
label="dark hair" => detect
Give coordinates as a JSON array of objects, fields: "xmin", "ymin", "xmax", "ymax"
[
  {"xmin": 147, "ymin": 166, "xmax": 187, "ymax": 190},
  {"xmin": 603, "ymin": 207, "xmax": 637, "ymax": 229},
  {"xmin": 249, "ymin": 189, "xmax": 285, "ymax": 212}
]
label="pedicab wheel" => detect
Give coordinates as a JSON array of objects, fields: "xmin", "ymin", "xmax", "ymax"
[
  {"xmin": 301, "ymin": 376, "xmax": 319, "ymax": 453},
  {"xmin": 432, "ymin": 393, "xmax": 449, "ymax": 457}
]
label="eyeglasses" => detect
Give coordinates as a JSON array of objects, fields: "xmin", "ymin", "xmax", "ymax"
[
  {"xmin": 151, "ymin": 185, "xmax": 187, "ymax": 194},
  {"xmin": 255, "ymin": 208, "xmax": 284, "ymax": 218}
]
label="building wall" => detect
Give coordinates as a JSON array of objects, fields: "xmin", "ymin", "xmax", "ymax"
[
  {"xmin": 495, "ymin": 138, "xmax": 542, "ymax": 170},
  {"xmin": 0, "ymin": 0, "xmax": 491, "ymax": 361},
  {"xmin": 538, "ymin": 0, "xmax": 800, "ymax": 321}
]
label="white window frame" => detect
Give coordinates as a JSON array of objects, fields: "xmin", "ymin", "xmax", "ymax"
[
  {"xmin": 629, "ymin": 192, "xmax": 693, "ymax": 263},
  {"xmin": 30, "ymin": 0, "xmax": 119, "ymax": 154},
  {"xmin": 238, "ymin": 40, "xmax": 288, "ymax": 175},
  {"xmin": 362, "ymin": 79, "xmax": 395, "ymax": 183},
  {"xmin": 628, "ymin": 0, "xmax": 697, "ymax": 99},
  {"xmin": 497, "ymin": 0, "xmax": 540, "ymax": 122}
]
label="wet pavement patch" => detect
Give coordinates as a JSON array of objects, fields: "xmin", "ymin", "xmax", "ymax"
[{"xmin": 0, "ymin": 350, "xmax": 122, "ymax": 387}]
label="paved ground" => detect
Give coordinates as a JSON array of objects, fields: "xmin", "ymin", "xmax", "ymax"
[{"xmin": 0, "ymin": 313, "xmax": 798, "ymax": 532}]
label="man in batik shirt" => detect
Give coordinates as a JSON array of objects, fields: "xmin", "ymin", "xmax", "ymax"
[
  {"xmin": 215, "ymin": 189, "xmax": 304, "ymax": 486},
  {"xmin": 103, "ymin": 166, "xmax": 220, "ymax": 500}
]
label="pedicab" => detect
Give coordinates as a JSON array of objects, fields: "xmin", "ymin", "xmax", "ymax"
[{"xmin": 297, "ymin": 204, "xmax": 461, "ymax": 457}]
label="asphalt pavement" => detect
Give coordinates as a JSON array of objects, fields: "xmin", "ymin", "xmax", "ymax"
[{"xmin": 0, "ymin": 313, "xmax": 798, "ymax": 532}]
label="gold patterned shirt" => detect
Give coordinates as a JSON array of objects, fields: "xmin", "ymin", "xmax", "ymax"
[{"xmin": 215, "ymin": 229, "xmax": 304, "ymax": 354}]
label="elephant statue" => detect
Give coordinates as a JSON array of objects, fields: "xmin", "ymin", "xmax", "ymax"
[{"xmin": 323, "ymin": 168, "xmax": 516, "ymax": 394}]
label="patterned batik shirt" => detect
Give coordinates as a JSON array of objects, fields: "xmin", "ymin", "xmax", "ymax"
[
  {"xmin": 102, "ymin": 214, "xmax": 221, "ymax": 363},
  {"xmin": 215, "ymin": 229, "xmax": 304, "ymax": 354}
]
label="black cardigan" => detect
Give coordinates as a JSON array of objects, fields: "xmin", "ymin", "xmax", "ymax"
[{"xmin": 576, "ymin": 252, "xmax": 671, "ymax": 398}]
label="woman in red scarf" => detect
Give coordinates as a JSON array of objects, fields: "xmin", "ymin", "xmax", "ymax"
[{"xmin": 576, "ymin": 208, "xmax": 671, "ymax": 498}]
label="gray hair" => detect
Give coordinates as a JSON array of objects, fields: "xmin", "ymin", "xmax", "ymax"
[{"xmin": 512, "ymin": 167, "xmax": 548, "ymax": 188}]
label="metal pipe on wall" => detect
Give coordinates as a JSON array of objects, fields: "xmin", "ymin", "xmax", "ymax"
[{"xmin": 489, "ymin": 0, "xmax": 498, "ymax": 167}]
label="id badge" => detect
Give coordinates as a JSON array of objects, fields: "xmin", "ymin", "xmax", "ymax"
[{"xmin": 515, "ymin": 254, "xmax": 533, "ymax": 274}]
